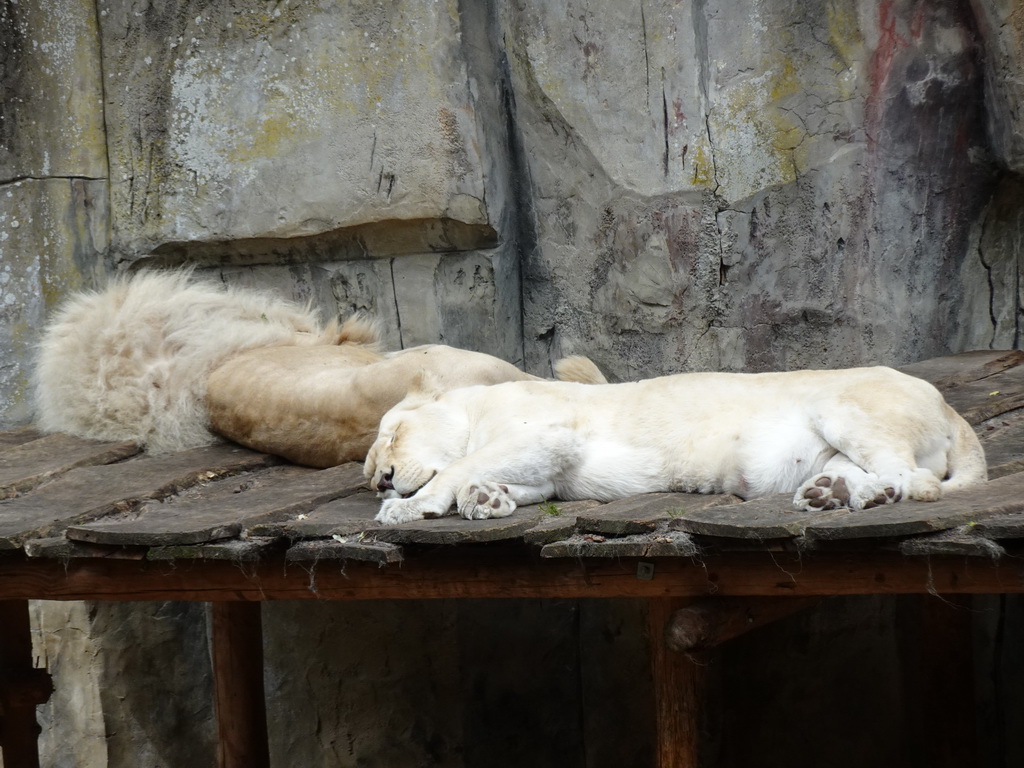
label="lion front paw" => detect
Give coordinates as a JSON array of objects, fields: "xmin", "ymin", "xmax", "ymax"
[
  {"xmin": 375, "ymin": 496, "xmax": 450, "ymax": 525},
  {"xmin": 457, "ymin": 482, "xmax": 516, "ymax": 520}
]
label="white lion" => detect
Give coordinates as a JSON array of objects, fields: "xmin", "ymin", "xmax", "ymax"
[
  {"xmin": 365, "ymin": 366, "xmax": 987, "ymax": 525},
  {"xmin": 35, "ymin": 270, "xmax": 604, "ymax": 466}
]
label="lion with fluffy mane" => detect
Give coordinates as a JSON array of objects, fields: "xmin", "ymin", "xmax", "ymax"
[{"xmin": 34, "ymin": 270, "xmax": 603, "ymax": 467}]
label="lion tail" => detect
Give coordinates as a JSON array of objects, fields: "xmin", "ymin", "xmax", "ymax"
[
  {"xmin": 940, "ymin": 406, "xmax": 988, "ymax": 492},
  {"xmin": 34, "ymin": 269, "xmax": 328, "ymax": 454},
  {"xmin": 554, "ymin": 355, "xmax": 608, "ymax": 385}
]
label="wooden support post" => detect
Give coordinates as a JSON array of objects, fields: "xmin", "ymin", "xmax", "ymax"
[
  {"xmin": 897, "ymin": 594, "xmax": 978, "ymax": 768},
  {"xmin": 0, "ymin": 600, "xmax": 52, "ymax": 768},
  {"xmin": 649, "ymin": 598, "xmax": 704, "ymax": 768},
  {"xmin": 210, "ymin": 601, "xmax": 269, "ymax": 768},
  {"xmin": 666, "ymin": 597, "xmax": 821, "ymax": 652}
]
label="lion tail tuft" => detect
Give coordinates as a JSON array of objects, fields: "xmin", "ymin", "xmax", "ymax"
[
  {"xmin": 940, "ymin": 406, "xmax": 988, "ymax": 492},
  {"xmin": 554, "ymin": 355, "xmax": 608, "ymax": 385},
  {"xmin": 321, "ymin": 313, "xmax": 382, "ymax": 348}
]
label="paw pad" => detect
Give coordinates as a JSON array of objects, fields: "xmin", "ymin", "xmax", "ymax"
[
  {"xmin": 863, "ymin": 486, "xmax": 900, "ymax": 509},
  {"xmin": 799, "ymin": 475, "xmax": 850, "ymax": 510},
  {"xmin": 459, "ymin": 482, "xmax": 515, "ymax": 520}
]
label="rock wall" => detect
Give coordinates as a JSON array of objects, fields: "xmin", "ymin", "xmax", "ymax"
[
  {"xmin": 1, "ymin": 0, "xmax": 1022, "ymax": 766},
  {"xmin": 0, "ymin": 0, "xmax": 108, "ymax": 427},
  {"xmin": 510, "ymin": 0, "xmax": 1000, "ymax": 378},
  {"xmin": 3, "ymin": 0, "xmax": 1020, "ymax": 420}
]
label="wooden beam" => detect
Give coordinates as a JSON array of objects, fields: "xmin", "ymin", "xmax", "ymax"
[
  {"xmin": 0, "ymin": 550, "xmax": 1020, "ymax": 603},
  {"xmin": 210, "ymin": 602, "xmax": 269, "ymax": 768},
  {"xmin": 0, "ymin": 600, "xmax": 52, "ymax": 768},
  {"xmin": 666, "ymin": 597, "xmax": 821, "ymax": 652},
  {"xmin": 649, "ymin": 598, "xmax": 703, "ymax": 768}
]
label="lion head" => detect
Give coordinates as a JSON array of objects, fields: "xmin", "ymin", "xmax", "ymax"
[{"xmin": 364, "ymin": 379, "xmax": 471, "ymax": 499}]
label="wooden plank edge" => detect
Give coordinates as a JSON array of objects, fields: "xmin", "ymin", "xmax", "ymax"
[
  {"xmin": 989, "ymin": 461, "xmax": 1024, "ymax": 480},
  {"xmin": 0, "ymin": 439, "xmax": 141, "ymax": 500},
  {"xmin": 541, "ymin": 530, "xmax": 699, "ymax": 559},
  {"xmin": 147, "ymin": 538, "xmax": 279, "ymax": 562},
  {"xmin": 0, "ymin": 426, "xmax": 43, "ymax": 449},
  {"xmin": 899, "ymin": 528, "xmax": 1005, "ymax": 559},
  {"xmin": 371, "ymin": 515, "xmax": 539, "ymax": 545},
  {"xmin": 928, "ymin": 349, "xmax": 1024, "ymax": 390},
  {"xmin": 962, "ymin": 391, "xmax": 1024, "ymax": 426},
  {"xmin": 23, "ymin": 537, "xmax": 147, "ymax": 561},
  {"xmin": 49, "ymin": 454, "xmax": 282, "ymax": 547},
  {"xmin": 285, "ymin": 538, "xmax": 404, "ymax": 565}
]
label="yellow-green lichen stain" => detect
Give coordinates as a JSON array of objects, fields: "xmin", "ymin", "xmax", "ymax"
[
  {"xmin": 103, "ymin": 0, "xmax": 489, "ymax": 257},
  {"xmin": 707, "ymin": 1, "xmax": 867, "ymax": 202}
]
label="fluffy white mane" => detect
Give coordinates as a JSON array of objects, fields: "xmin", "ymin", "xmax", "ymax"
[{"xmin": 33, "ymin": 270, "xmax": 339, "ymax": 453}]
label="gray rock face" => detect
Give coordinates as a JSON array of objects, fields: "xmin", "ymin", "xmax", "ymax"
[
  {"xmin": 0, "ymin": 0, "xmax": 107, "ymax": 181},
  {"xmin": 32, "ymin": 601, "xmax": 215, "ymax": 768},
  {"xmin": 511, "ymin": 0, "xmax": 998, "ymax": 378},
  {"xmin": 0, "ymin": 1, "xmax": 108, "ymax": 429},
  {"xmin": 98, "ymin": 0, "xmax": 492, "ymax": 259},
  {"xmin": 975, "ymin": 0, "xmax": 1024, "ymax": 173}
]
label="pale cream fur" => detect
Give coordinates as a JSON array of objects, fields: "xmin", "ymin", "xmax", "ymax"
[
  {"xmin": 209, "ymin": 343, "xmax": 569, "ymax": 467},
  {"xmin": 366, "ymin": 366, "xmax": 988, "ymax": 525},
  {"xmin": 35, "ymin": 269, "xmax": 604, "ymax": 465}
]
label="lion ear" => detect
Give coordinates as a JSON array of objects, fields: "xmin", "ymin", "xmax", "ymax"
[{"xmin": 407, "ymin": 368, "xmax": 445, "ymax": 401}]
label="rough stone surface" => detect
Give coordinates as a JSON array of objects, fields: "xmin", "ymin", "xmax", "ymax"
[
  {"xmin": 97, "ymin": 0, "xmax": 492, "ymax": 260},
  {"xmin": 0, "ymin": 0, "xmax": 108, "ymax": 430},
  {"xmin": 0, "ymin": 0, "xmax": 107, "ymax": 180},
  {"xmin": 262, "ymin": 600, "xmax": 463, "ymax": 768},
  {"xmin": 32, "ymin": 601, "xmax": 216, "ymax": 768},
  {"xmin": 511, "ymin": 0, "xmax": 998, "ymax": 378},
  {"xmin": 955, "ymin": 176, "xmax": 1024, "ymax": 351},
  {"xmin": 30, "ymin": 601, "xmax": 109, "ymax": 768},
  {"xmin": 974, "ymin": 0, "xmax": 1024, "ymax": 173},
  {"xmin": 198, "ymin": 248, "xmax": 524, "ymax": 365},
  {"xmin": 0, "ymin": 179, "xmax": 106, "ymax": 429}
]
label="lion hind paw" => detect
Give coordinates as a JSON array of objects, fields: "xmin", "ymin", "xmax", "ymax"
[
  {"xmin": 794, "ymin": 472, "xmax": 902, "ymax": 512},
  {"xmin": 905, "ymin": 468, "xmax": 942, "ymax": 502},
  {"xmin": 795, "ymin": 473, "xmax": 852, "ymax": 511},
  {"xmin": 458, "ymin": 482, "xmax": 516, "ymax": 521}
]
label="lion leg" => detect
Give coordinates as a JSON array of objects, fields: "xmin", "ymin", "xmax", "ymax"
[
  {"xmin": 792, "ymin": 402, "xmax": 948, "ymax": 513},
  {"xmin": 794, "ymin": 448, "xmax": 941, "ymax": 513},
  {"xmin": 794, "ymin": 454, "xmax": 901, "ymax": 511},
  {"xmin": 376, "ymin": 493, "xmax": 455, "ymax": 525}
]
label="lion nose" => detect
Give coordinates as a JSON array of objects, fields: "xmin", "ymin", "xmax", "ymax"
[{"xmin": 376, "ymin": 467, "xmax": 395, "ymax": 492}]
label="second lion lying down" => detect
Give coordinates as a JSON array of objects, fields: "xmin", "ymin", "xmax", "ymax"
[
  {"xmin": 366, "ymin": 366, "xmax": 987, "ymax": 525},
  {"xmin": 34, "ymin": 269, "xmax": 605, "ymax": 467}
]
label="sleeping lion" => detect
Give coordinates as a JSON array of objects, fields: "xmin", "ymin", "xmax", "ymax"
[
  {"xmin": 207, "ymin": 344, "xmax": 604, "ymax": 467},
  {"xmin": 35, "ymin": 269, "xmax": 604, "ymax": 467},
  {"xmin": 366, "ymin": 366, "xmax": 987, "ymax": 525}
]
